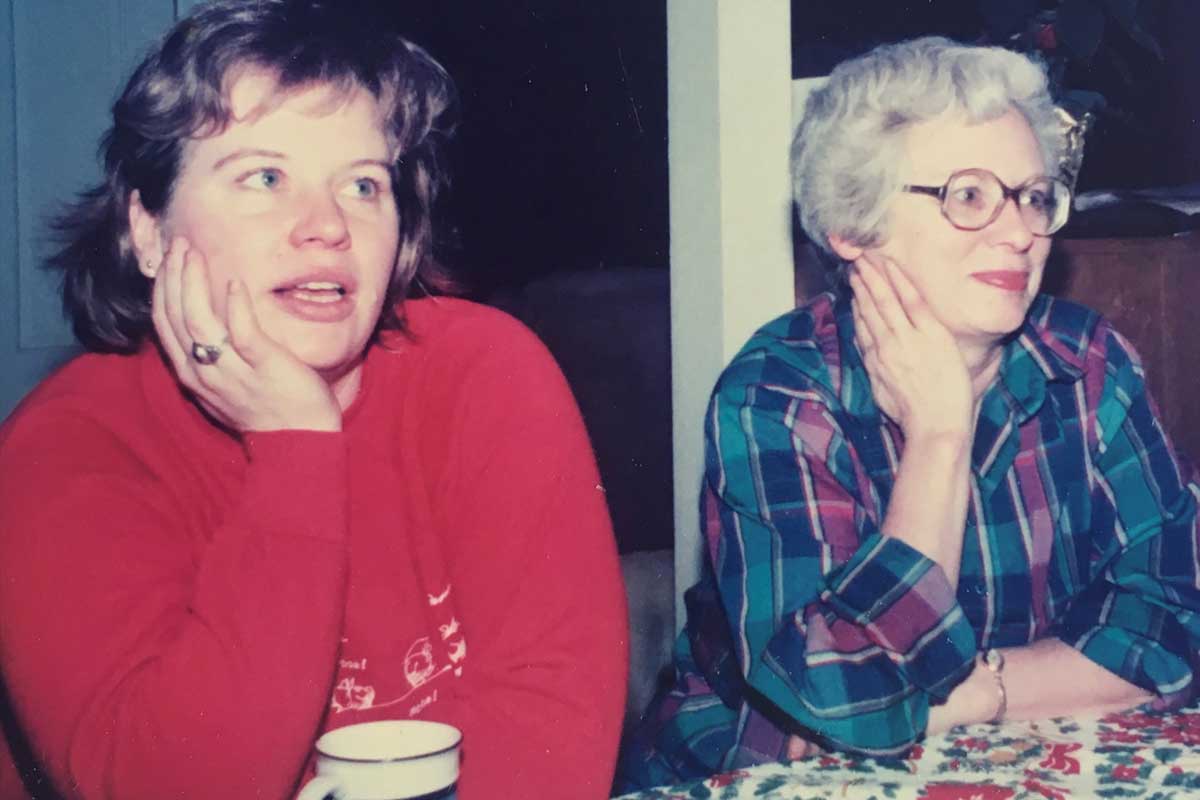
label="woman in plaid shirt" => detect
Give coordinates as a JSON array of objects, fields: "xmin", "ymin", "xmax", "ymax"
[{"xmin": 620, "ymin": 36, "xmax": 1200, "ymax": 790}]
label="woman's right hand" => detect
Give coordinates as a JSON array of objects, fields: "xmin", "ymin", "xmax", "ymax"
[
  {"xmin": 849, "ymin": 256, "xmax": 973, "ymax": 441},
  {"xmin": 151, "ymin": 237, "xmax": 342, "ymax": 433}
]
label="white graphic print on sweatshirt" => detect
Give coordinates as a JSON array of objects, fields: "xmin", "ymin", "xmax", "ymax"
[{"xmin": 330, "ymin": 583, "xmax": 466, "ymax": 718}]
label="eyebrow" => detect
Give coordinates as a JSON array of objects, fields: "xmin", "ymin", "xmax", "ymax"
[
  {"xmin": 210, "ymin": 151, "xmax": 394, "ymax": 173},
  {"xmin": 348, "ymin": 158, "xmax": 395, "ymax": 172},
  {"xmin": 211, "ymin": 148, "xmax": 286, "ymax": 172}
]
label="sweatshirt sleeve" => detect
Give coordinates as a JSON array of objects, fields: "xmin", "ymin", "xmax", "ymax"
[
  {"xmin": 417, "ymin": 313, "xmax": 628, "ymax": 800},
  {"xmin": 698, "ymin": 368, "xmax": 977, "ymax": 755},
  {"xmin": 1056, "ymin": 326, "xmax": 1200, "ymax": 706},
  {"xmin": 0, "ymin": 409, "xmax": 350, "ymax": 800}
]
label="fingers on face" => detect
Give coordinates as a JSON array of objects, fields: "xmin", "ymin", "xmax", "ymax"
[
  {"xmin": 850, "ymin": 269, "xmax": 890, "ymax": 350},
  {"xmin": 160, "ymin": 238, "xmax": 193, "ymax": 353},
  {"xmin": 179, "ymin": 244, "xmax": 227, "ymax": 348},
  {"xmin": 854, "ymin": 257, "xmax": 914, "ymax": 331},
  {"xmin": 151, "ymin": 238, "xmax": 239, "ymax": 388},
  {"xmin": 880, "ymin": 258, "xmax": 930, "ymax": 325},
  {"xmin": 851, "ymin": 296, "xmax": 875, "ymax": 351},
  {"xmin": 150, "ymin": 240, "xmax": 189, "ymax": 369},
  {"xmin": 224, "ymin": 279, "xmax": 266, "ymax": 367},
  {"xmin": 849, "ymin": 264, "xmax": 884, "ymax": 332}
]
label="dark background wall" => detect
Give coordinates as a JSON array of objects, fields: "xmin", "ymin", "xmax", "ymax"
[
  {"xmin": 370, "ymin": 1, "xmax": 1198, "ymax": 295},
  {"xmin": 375, "ymin": 0, "xmax": 670, "ymax": 296},
  {"xmin": 790, "ymin": 0, "xmax": 1200, "ymax": 194}
]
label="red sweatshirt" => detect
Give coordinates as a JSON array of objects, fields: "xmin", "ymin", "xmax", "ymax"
[{"xmin": 0, "ymin": 297, "xmax": 627, "ymax": 799}]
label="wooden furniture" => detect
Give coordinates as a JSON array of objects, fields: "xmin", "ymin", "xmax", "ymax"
[{"xmin": 1050, "ymin": 233, "xmax": 1200, "ymax": 464}]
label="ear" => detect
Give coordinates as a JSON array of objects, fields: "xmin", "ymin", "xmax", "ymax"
[
  {"xmin": 827, "ymin": 233, "xmax": 864, "ymax": 262},
  {"xmin": 128, "ymin": 190, "xmax": 165, "ymax": 279}
]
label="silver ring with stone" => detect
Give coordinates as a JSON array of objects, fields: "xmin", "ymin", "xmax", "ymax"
[{"xmin": 191, "ymin": 340, "xmax": 223, "ymax": 365}]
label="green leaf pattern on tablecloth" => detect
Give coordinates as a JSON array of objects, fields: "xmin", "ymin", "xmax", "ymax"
[{"xmin": 615, "ymin": 705, "xmax": 1200, "ymax": 799}]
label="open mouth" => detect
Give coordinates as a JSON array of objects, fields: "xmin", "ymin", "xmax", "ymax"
[{"xmin": 274, "ymin": 281, "xmax": 349, "ymax": 303}]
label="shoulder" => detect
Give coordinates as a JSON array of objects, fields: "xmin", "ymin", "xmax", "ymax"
[
  {"xmin": 2, "ymin": 351, "xmax": 146, "ymax": 445},
  {"xmin": 374, "ymin": 297, "xmax": 573, "ymax": 411},
  {"xmin": 398, "ymin": 297, "xmax": 556, "ymax": 369},
  {"xmin": 1023, "ymin": 294, "xmax": 1143, "ymax": 380},
  {"xmin": 0, "ymin": 350, "xmax": 162, "ymax": 497},
  {"xmin": 714, "ymin": 292, "xmax": 846, "ymax": 409}
]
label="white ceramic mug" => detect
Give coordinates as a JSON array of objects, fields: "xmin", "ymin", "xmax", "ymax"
[{"xmin": 296, "ymin": 720, "xmax": 462, "ymax": 800}]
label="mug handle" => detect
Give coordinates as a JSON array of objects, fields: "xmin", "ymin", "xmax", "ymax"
[{"xmin": 296, "ymin": 775, "xmax": 345, "ymax": 800}]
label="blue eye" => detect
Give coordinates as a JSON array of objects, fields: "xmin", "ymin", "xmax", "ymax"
[
  {"xmin": 241, "ymin": 168, "xmax": 282, "ymax": 190},
  {"xmin": 349, "ymin": 177, "xmax": 381, "ymax": 199}
]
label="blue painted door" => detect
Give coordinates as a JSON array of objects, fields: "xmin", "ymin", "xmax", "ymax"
[{"xmin": 0, "ymin": 0, "xmax": 182, "ymax": 420}]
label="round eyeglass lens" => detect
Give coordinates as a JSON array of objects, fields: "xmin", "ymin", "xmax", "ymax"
[
  {"xmin": 1018, "ymin": 179, "xmax": 1070, "ymax": 235},
  {"xmin": 942, "ymin": 172, "xmax": 1004, "ymax": 229},
  {"xmin": 942, "ymin": 171, "xmax": 1070, "ymax": 235}
]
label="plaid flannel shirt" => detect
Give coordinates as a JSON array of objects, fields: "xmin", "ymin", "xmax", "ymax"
[{"xmin": 621, "ymin": 291, "xmax": 1200, "ymax": 789}]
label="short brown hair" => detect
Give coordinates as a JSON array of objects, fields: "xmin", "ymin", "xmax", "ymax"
[{"xmin": 51, "ymin": 0, "xmax": 458, "ymax": 352}]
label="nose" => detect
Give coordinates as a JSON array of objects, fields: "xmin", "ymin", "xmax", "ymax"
[
  {"xmin": 987, "ymin": 195, "xmax": 1035, "ymax": 252},
  {"xmin": 289, "ymin": 188, "xmax": 351, "ymax": 250}
]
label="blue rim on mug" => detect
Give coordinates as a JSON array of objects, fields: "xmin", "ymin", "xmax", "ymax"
[{"xmin": 314, "ymin": 721, "xmax": 462, "ymax": 764}]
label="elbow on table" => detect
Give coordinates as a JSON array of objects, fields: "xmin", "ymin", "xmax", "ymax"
[{"xmin": 752, "ymin": 662, "xmax": 928, "ymax": 757}]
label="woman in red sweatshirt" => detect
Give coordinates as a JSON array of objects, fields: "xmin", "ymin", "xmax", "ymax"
[{"xmin": 0, "ymin": 2, "xmax": 627, "ymax": 797}]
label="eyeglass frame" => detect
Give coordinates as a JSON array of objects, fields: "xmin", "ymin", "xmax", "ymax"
[{"xmin": 901, "ymin": 168, "xmax": 1072, "ymax": 236}]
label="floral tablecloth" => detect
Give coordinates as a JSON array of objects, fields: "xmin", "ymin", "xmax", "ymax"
[{"xmin": 615, "ymin": 705, "xmax": 1200, "ymax": 799}]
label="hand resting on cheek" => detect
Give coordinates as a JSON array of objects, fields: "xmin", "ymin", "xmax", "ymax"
[
  {"xmin": 150, "ymin": 237, "xmax": 342, "ymax": 433},
  {"xmin": 849, "ymin": 256, "xmax": 974, "ymax": 440}
]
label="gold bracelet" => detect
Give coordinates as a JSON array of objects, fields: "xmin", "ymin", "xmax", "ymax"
[{"xmin": 981, "ymin": 648, "xmax": 1007, "ymax": 722}]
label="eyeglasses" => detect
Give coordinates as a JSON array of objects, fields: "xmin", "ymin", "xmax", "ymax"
[{"xmin": 901, "ymin": 168, "xmax": 1072, "ymax": 236}]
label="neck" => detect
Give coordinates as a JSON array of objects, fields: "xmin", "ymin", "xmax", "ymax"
[
  {"xmin": 324, "ymin": 360, "xmax": 365, "ymax": 412},
  {"xmin": 960, "ymin": 340, "xmax": 1005, "ymax": 403}
]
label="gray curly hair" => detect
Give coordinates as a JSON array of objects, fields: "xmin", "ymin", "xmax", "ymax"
[{"xmin": 791, "ymin": 36, "xmax": 1064, "ymax": 258}]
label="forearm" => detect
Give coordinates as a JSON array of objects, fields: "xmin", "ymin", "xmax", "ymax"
[
  {"xmin": 928, "ymin": 638, "xmax": 1152, "ymax": 735},
  {"xmin": 761, "ymin": 528, "xmax": 979, "ymax": 752},
  {"xmin": 882, "ymin": 431, "xmax": 973, "ymax": 588}
]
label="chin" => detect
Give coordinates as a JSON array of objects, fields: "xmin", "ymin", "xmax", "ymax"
[
  {"xmin": 270, "ymin": 321, "xmax": 368, "ymax": 364},
  {"xmin": 285, "ymin": 341, "xmax": 367, "ymax": 376},
  {"xmin": 981, "ymin": 311, "xmax": 1031, "ymax": 339}
]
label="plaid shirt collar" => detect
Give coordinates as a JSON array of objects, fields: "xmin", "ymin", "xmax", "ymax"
[{"xmin": 832, "ymin": 291, "xmax": 1087, "ymax": 493}]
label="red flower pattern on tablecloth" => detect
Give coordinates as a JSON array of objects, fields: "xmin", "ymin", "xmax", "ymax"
[
  {"xmin": 1162, "ymin": 714, "xmax": 1200, "ymax": 746},
  {"xmin": 707, "ymin": 769, "xmax": 749, "ymax": 788},
  {"xmin": 1022, "ymin": 774, "xmax": 1067, "ymax": 800},
  {"xmin": 955, "ymin": 736, "xmax": 992, "ymax": 752},
  {"xmin": 613, "ymin": 704, "xmax": 1200, "ymax": 799},
  {"xmin": 1111, "ymin": 763, "xmax": 1140, "ymax": 781},
  {"xmin": 1038, "ymin": 743, "xmax": 1081, "ymax": 775},
  {"xmin": 1105, "ymin": 710, "xmax": 1161, "ymax": 730},
  {"xmin": 922, "ymin": 783, "xmax": 1016, "ymax": 800}
]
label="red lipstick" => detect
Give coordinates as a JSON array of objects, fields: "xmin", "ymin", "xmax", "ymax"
[{"xmin": 971, "ymin": 271, "xmax": 1029, "ymax": 292}]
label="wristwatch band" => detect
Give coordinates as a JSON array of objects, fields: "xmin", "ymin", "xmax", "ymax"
[{"xmin": 982, "ymin": 648, "xmax": 1007, "ymax": 722}]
